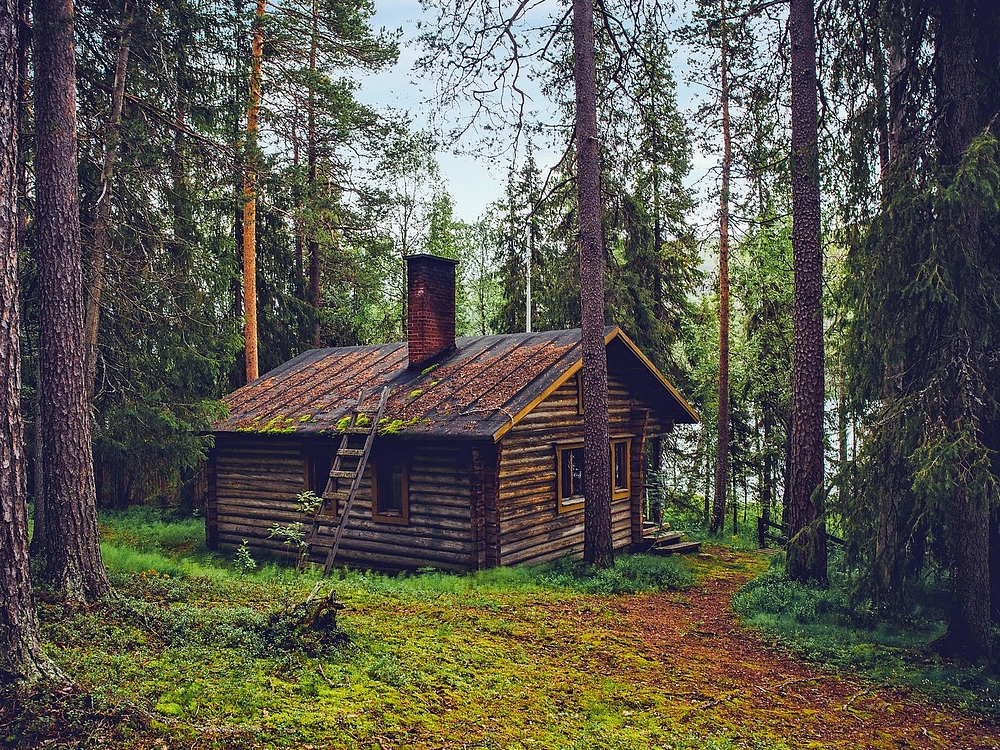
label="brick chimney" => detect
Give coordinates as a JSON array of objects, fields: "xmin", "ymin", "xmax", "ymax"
[{"xmin": 407, "ymin": 253, "xmax": 459, "ymax": 368}]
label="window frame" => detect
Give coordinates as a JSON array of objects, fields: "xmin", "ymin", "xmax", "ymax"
[
  {"xmin": 303, "ymin": 447, "xmax": 335, "ymax": 515},
  {"xmin": 371, "ymin": 453, "xmax": 410, "ymax": 525},
  {"xmin": 556, "ymin": 442, "xmax": 586, "ymax": 513},
  {"xmin": 611, "ymin": 438, "xmax": 632, "ymax": 499}
]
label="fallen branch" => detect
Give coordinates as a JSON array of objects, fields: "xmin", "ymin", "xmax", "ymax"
[
  {"xmin": 317, "ymin": 663, "xmax": 338, "ymax": 688},
  {"xmin": 841, "ymin": 686, "xmax": 875, "ymax": 711},
  {"xmin": 680, "ymin": 690, "xmax": 740, "ymax": 722}
]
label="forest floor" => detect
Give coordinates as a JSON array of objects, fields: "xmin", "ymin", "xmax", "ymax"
[
  {"xmin": 610, "ymin": 551, "xmax": 999, "ymax": 749},
  {"xmin": 3, "ymin": 519, "xmax": 999, "ymax": 749}
]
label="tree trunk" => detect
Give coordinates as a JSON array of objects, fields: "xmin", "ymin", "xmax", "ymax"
[
  {"xmin": 32, "ymin": 0, "xmax": 110, "ymax": 603},
  {"xmin": 868, "ymin": 0, "xmax": 889, "ymax": 179},
  {"xmin": 837, "ymin": 376, "xmax": 849, "ymax": 506},
  {"xmin": 242, "ymin": 0, "xmax": 265, "ymax": 382},
  {"xmin": 307, "ymin": 0, "xmax": 321, "ymax": 347},
  {"xmin": 711, "ymin": 5, "xmax": 732, "ymax": 536},
  {"xmin": 573, "ymin": 0, "xmax": 612, "ymax": 567},
  {"xmin": 83, "ymin": 0, "xmax": 132, "ymax": 402},
  {"xmin": 935, "ymin": 0, "xmax": 990, "ymax": 660},
  {"xmin": 0, "ymin": 0, "xmax": 62, "ymax": 685},
  {"xmin": 785, "ymin": 0, "xmax": 828, "ymax": 584},
  {"xmin": 19, "ymin": 0, "xmax": 47, "ymax": 555},
  {"xmin": 762, "ymin": 409, "xmax": 773, "ymax": 523}
]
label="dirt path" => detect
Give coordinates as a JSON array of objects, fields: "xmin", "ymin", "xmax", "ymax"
[{"xmin": 607, "ymin": 550, "xmax": 1000, "ymax": 750}]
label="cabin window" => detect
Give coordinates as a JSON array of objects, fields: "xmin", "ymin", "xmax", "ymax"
[
  {"xmin": 372, "ymin": 454, "xmax": 409, "ymax": 524},
  {"xmin": 612, "ymin": 439, "xmax": 631, "ymax": 499},
  {"xmin": 304, "ymin": 449, "xmax": 334, "ymax": 514},
  {"xmin": 556, "ymin": 444, "xmax": 586, "ymax": 512}
]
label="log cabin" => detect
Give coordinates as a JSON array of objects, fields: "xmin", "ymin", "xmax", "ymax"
[{"xmin": 205, "ymin": 253, "xmax": 699, "ymax": 570}]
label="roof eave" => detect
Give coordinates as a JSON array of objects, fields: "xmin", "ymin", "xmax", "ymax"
[
  {"xmin": 490, "ymin": 326, "xmax": 699, "ymax": 443},
  {"xmin": 608, "ymin": 327, "xmax": 701, "ymax": 424}
]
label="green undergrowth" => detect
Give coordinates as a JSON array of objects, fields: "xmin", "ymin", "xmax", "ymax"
[
  {"xmin": 732, "ymin": 561, "xmax": 1000, "ymax": 720},
  {"xmin": 656, "ymin": 505, "xmax": 764, "ymax": 552},
  {"xmin": 0, "ymin": 508, "xmax": 811, "ymax": 749}
]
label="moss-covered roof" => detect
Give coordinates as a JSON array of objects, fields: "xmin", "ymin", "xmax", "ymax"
[{"xmin": 215, "ymin": 327, "xmax": 699, "ymax": 440}]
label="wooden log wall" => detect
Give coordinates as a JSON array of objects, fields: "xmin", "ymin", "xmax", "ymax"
[
  {"xmin": 496, "ymin": 372, "xmax": 667, "ymax": 567},
  {"xmin": 208, "ymin": 435, "xmax": 476, "ymax": 571}
]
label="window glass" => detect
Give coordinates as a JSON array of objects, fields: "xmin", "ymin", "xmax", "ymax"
[
  {"xmin": 308, "ymin": 452, "xmax": 332, "ymax": 497},
  {"xmin": 613, "ymin": 441, "xmax": 629, "ymax": 492},
  {"xmin": 374, "ymin": 455, "xmax": 407, "ymax": 521},
  {"xmin": 560, "ymin": 446, "xmax": 585, "ymax": 503}
]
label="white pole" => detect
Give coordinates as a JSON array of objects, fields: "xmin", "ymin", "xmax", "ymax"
[{"xmin": 525, "ymin": 228, "xmax": 532, "ymax": 333}]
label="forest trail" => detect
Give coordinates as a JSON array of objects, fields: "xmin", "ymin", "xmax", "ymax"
[{"xmin": 604, "ymin": 549, "xmax": 999, "ymax": 750}]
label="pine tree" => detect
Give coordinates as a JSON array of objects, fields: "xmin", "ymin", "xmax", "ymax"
[
  {"xmin": 572, "ymin": 0, "xmax": 614, "ymax": 567},
  {"xmin": 785, "ymin": 0, "xmax": 828, "ymax": 584},
  {"xmin": 32, "ymin": 0, "xmax": 111, "ymax": 603},
  {"xmin": 242, "ymin": 0, "xmax": 265, "ymax": 381},
  {"xmin": 0, "ymin": 0, "xmax": 61, "ymax": 683},
  {"xmin": 842, "ymin": 0, "xmax": 1000, "ymax": 660}
]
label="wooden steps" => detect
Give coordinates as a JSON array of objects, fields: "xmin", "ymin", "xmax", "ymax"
[
  {"xmin": 632, "ymin": 522, "xmax": 701, "ymax": 556},
  {"xmin": 650, "ymin": 539, "xmax": 701, "ymax": 556}
]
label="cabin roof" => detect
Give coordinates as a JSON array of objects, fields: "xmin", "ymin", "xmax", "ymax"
[{"xmin": 215, "ymin": 326, "xmax": 699, "ymax": 441}]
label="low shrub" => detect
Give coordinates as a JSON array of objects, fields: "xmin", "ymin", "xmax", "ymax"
[
  {"xmin": 535, "ymin": 554, "xmax": 695, "ymax": 594},
  {"xmin": 104, "ymin": 587, "xmax": 347, "ymax": 658},
  {"xmin": 733, "ymin": 567, "xmax": 1000, "ymax": 720}
]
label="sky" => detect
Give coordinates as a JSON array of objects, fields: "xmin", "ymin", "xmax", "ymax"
[
  {"xmin": 354, "ymin": 0, "xmax": 719, "ymax": 230},
  {"xmin": 354, "ymin": 0, "xmax": 512, "ymax": 222}
]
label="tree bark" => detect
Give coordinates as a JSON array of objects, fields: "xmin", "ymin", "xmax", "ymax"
[
  {"xmin": 84, "ymin": 0, "xmax": 133, "ymax": 402},
  {"xmin": 711, "ymin": 5, "xmax": 732, "ymax": 536},
  {"xmin": 0, "ymin": 0, "xmax": 62, "ymax": 685},
  {"xmin": 785, "ymin": 0, "xmax": 828, "ymax": 584},
  {"xmin": 242, "ymin": 0, "xmax": 265, "ymax": 382},
  {"xmin": 307, "ymin": 0, "xmax": 321, "ymax": 347},
  {"xmin": 32, "ymin": 0, "xmax": 110, "ymax": 603},
  {"xmin": 935, "ymin": 0, "xmax": 990, "ymax": 660},
  {"xmin": 573, "ymin": 0, "xmax": 613, "ymax": 567},
  {"xmin": 762, "ymin": 409, "xmax": 772, "ymax": 523}
]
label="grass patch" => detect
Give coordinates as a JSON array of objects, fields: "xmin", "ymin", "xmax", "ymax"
[
  {"xmin": 733, "ymin": 565, "xmax": 1000, "ymax": 719},
  {"xmin": 12, "ymin": 508, "xmax": 742, "ymax": 749},
  {"xmin": 98, "ymin": 505, "xmax": 207, "ymax": 557},
  {"xmin": 6, "ymin": 508, "xmax": 992, "ymax": 749},
  {"xmin": 654, "ymin": 505, "xmax": 764, "ymax": 552}
]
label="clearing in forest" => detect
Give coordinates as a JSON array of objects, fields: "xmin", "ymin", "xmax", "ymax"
[{"xmin": 5, "ymin": 536, "xmax": 998, "ymax": 749}]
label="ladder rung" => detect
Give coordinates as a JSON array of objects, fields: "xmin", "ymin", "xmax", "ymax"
[
  {"xmin": 329, "ymin": 470, "xmax": 357, "ymax": 479},
  {"xmin": 338, "ymin": 448, "xmax": 365, "ymax": 457},
  {"xmin": 341, "ymin": 427, "xmax": 371, "ymax": 434}
]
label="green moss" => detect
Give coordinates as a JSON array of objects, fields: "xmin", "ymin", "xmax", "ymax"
[
  {"xmin": 376, "ymin": 416, "xmax": 428, "ymax": 435},
  {"xmin": 408, "ymin": 389, "xmax": 423, "ymax": 398},
  {"xmin": 420, "ymin": 363, "xmax": 440, "ymax": 375},
  {"xmin": 733, "ymin": 566, "xmax": 1000, "ymax": 719},
  {"xmin": 17, "ymin": 509, "xmax": 995, "ymax": 749},
  {"xmin": 235, "ymin": 414, "xmax": 299, "ymax": 434}
]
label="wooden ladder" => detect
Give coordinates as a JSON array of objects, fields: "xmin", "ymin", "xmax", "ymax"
[{"xmin": 304, "ymin": 386, "xmax": 389, "ymax": 575}]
